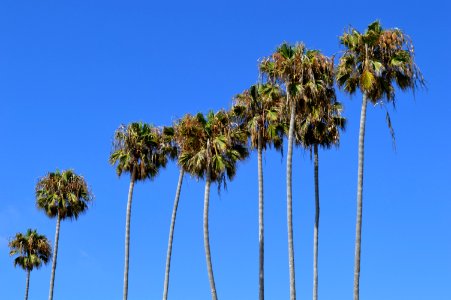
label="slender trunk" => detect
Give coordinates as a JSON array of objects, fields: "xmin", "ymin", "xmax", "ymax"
[
  {"xmin": 24, "ymin": 269, "xmax": 30, "ymax": 300},
  {"xmin": 354, "ymin": 94, "xmax": 368, "ymax": 300},
  {"xmin": 162, "ymin": 169, "xmax": 184, "ymax": 300},
  {"xmin": 204, "ymin": 140, "xmax": 217, "ymax": 300},
  {"xmin": 313, "ymin": 144, "xmax": 319, "ymax": 300},
  {"xmin": 258, "ymin": 132, "xmax": 264, "ymax": 300},
  {"xmin": 287, "ymin": 94, "xmax": 296, "ymax": 300},
  {"xmin": 49, "ymin": 213, "xmax": 61, "ymax": 300},
  {"xmin": 123, "ymin": 167, "xmax": 136, "ymax": 300},
  {"xmin": 48, "ymin": 213, "xmax": 61, "ymax": 300}
]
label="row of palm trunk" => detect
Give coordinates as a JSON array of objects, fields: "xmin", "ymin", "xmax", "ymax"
[{"xmin": 8, "ymin": 20, "xmax": 422, "ymax": 300}]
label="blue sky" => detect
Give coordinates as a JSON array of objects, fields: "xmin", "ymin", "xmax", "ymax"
[{"xmin": 1, "ymin": 0, "xmax": 450, "ymax": 299}]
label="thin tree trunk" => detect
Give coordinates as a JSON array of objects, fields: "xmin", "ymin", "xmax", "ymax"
[
  {"xmin": 204, "ymin": 140, "xmax": 217, "ymax": 300},
  {"xmin": 313, "ymin": 144, "xmax": 319, "ymax": 300},
  {"xmin": 354, "ymin": 94, "xmax": 368, "ymax": 300},
  {"xmin": 25, "ymin": 269, "xmax": 30, "ymax": 300},
  {"xmin": 258, "ymin": 132, "xmax": 264, "ymax": 300},
  {"xmin": 163, "ymin": 169, "xmax": 184, "ymax": 300},
  {"xmin": 287, "ymin": 96, "xmax": 296, "ymax": 300},
  {"xmin": 123, "ymin": 167, "xmax": 136, "ymax": 300},
  {"xmin": 48, "ymin": 213, "xmax": 61, "ymax": 300}
]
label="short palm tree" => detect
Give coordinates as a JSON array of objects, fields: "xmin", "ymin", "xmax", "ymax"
[
  {"xmin": 161, "ymin": 124, "xmax": 185, "ymax": 300},
  {"xmin": 336, "ymin": 20, "xmax": 424, "ymax": 300},
  {"xmin": 176, "ymin": 111, "xmax": 248, "ymax": 300},
  {"xmin": 232, "ymin": 83, "xmax": 284, "ymax": 300},
  {"xmin": 296, "ymin": 98, "xmax": 346, "ymax": 300},
  {"xmin": 109, "ymin": 122, "xmax": 168, "ymax": 300},
  {"xmin": 260, "ymin": 43, "xmax": 334, "ymax": 300},
  {"xmin": 36, "ymin": 169, "xmax": 93, "ymax": 300},
  {"xmin": 9, "ymin": 229, "xmax": 52, "ymax": 300}
]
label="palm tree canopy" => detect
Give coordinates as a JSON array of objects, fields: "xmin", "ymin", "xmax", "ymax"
[
  {"xmin": 296, "ymin": 101, "xmax": 346, "ymax": 149},
  {"xmin": 175, "ymin": 110, "xmax": 248, "ymax": 189},
  {"xmin": 162, "ymin": 126, "xmax": 179, "ymax": 161},
  {"xmin": 109, "ymin": 122, "xmax": 169, "ymax": 181},
  {"xmin": 232, "ymin": 83, "xmax": 285, "ymax": 151},
  {"xmin": 336, "ymin": 20, "xmax": 425, "ymax": 104},
  {"xmin": 292, "ymin": 52, "xmax": 346, "ymax": 149},
  {"xmin": 261, "ymin": 43, "xmax": 341, "ymax": 146},
  {"xmin": 9, "ymin": 229, "xmax": 51, "ymax": 271},
  {"xmin": 260, "ymin": 43, "xmax": 333, "ymax": 108},
  {"xmin": 36, "ymin": 169, "xmax": 93, "ymax": 220}
]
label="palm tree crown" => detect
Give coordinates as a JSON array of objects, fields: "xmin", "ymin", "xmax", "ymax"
[
  {"xmin": 296, "ymin": 101, "xmax": 346, "ymax": 150},
  {"xmin": 36, "ymin": 169, "xmax": 93, "ymax": 220},
  {"xmin": 176, "ymin": 110, "xmax": 248, "ymax": 186},
  {"xmin": 9, "ymin": 229, "xmax": 51, "ymax": 272},
  {"xmin": 110, "ymin": 122, "xmax": 169, "ymax": 181},
  {"xmin": 232, "ymin": 83, "xmax": 285, "ymax": 151},
  {"xmin": 260, "ymin": 43, "xmax": 333, "ymax": 107},
  {"xmin": 336, "ymin": 20, "xmax": 424, "ymax": 104}
]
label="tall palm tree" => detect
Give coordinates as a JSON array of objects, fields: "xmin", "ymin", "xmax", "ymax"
[
  {"xmin": 232, "ymin": 83, "xmax": 284, "ymax": 300},
  {"xmin": 336, "ymin": 20, "xmax": 424, "ymax": 300},
  {"xmin": 9, "ymin": 229, "xmax": 52, "ymax": 300},
  {"xmin": 176, "ymin": 111, "xmax": 248, "ymax": 300},
  {"xmin": 295, "ymin": 98, "xmax": 346, "ymax": 300},
  {"xmin": 260, "ymin": 43, "xmax": 334, "ymax": 300},
  {"xmin": 109, "ymin": 122, "xmax": 168, "ymax": 300},
  {"xmin": 36, "ymin": 169, "xmax": 93, "ymax": 300},
  {"xmin": 161, "ymin": 124, "xmax": 185, "ymax": 300}
]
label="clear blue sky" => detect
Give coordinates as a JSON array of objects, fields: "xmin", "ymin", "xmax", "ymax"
[{"xmin": 1, "ymin": 0, "xmax": 450, "ymax": 299}]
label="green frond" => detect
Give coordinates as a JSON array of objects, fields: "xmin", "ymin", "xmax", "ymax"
[
  {"xmin": 109, "ymin": 122, "xmax": 168, "ymax": 181},
  {"xmin": 337, "ymin": 20, "xmax": 424, "ymax": 105},
  {"xmin": 36, "ymin": 170, "xmax": 93, "ymax": 220},
  {"xmin": 9, "ymin": 229, "xmax": 51, "ymax": 271},
  {"xmin": 176, "ymin": 110, "xmax": 248, "ymax": 191}
]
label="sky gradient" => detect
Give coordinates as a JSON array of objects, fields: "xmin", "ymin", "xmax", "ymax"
[{"xmin": 1, "ymin": 0, "xmax": 450, "ymax": 299}]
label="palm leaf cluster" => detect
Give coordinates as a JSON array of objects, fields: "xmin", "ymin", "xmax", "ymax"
[
  {"xmin": 36, "ymin": 169, "xmax": 92, "ymax": 219},
  {"xmin": 176, "ymin": 111, "xmax": 249, "ymax": 187},
  {"xmin": 110, "ymin": 122, "xmax": 169, "ymax": 181},
  {"xmin": 336, "ymin": 21, "xmax": 424, "ymax": 104},
  {"xmin": 9, "ymin": 229, "xmax": 51, "ymax": 272},
  {"xmin": 233, "ymin": 83, "xmax": 285, "ymax": 151}
]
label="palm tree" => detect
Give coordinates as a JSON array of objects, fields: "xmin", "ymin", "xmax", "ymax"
[
  {"xmin": 260, "ymin": 43, "xmax": 334, "ymax": 300},
  {"xmin": 295, "ymin": 98, "xmax": 346, "ymax": 300},
  {"xmin": 9, "ymin": 229, "xmax": 52, "ymax": 300},
  {"xmin": 232, "ymin": 83, "xmax": 284, "ymax": 300},
  {"xmin": 161, "ymin": 124, "xmax": 185, "ymax": 300},
  {"xmin": 176, "ymin": 111, "xmax": 248, "ymax": 300},
  {"xmin": 36, "ymin": 169, "xmax": 93, "ymax": 300},
  {"xmin": 335, "ymin": 20, "xmax": 424, "ymax": 300},
  {"xmin": 109, "ymin": 122, "xmax": 168, "ymax": 300}
]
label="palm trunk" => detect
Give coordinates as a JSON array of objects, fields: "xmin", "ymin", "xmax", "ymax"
[
  {"xmin": 287, "ymin": 95, "xmax": 296, "ymax": 300},
  {"xmin": 258, "ymin": 132, "xmax": 264, "ymax": 300},
  {"xmin": 162, "ymin": 169, "xmax": 184, "ymax": 300},
  {"xmin": 25, "ymin": 269, "xmax": 30, "ymax": 300},
  {"xmin": 313, "ymin": 144, "xmax": 319, "ymax": 300},
  {"xmin": 48, "ymin": 213, "xmax": 61, "ymax": 300},
  {"xmin": 123, "ymin": 167, "xmax": 136, "ymax": 300},
  {"xmin": 354, "ymin": 94, "xmax": 368, "ymax": 300},
  {"xmin": 204, "ymin": 141, "xmax": 217, "ymax": 300}
]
